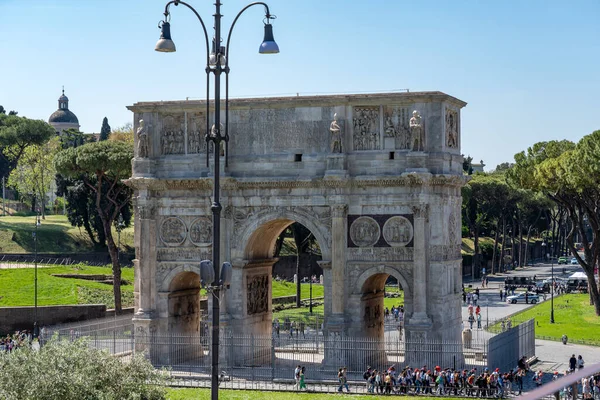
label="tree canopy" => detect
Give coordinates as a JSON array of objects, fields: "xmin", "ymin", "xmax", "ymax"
[
  {"xmin": 508, "ymin": 134, "xmax": 600, "ymax": 315},
  {"xmin": 0, "ymin": 115, "xmax": 55, "ymax": 179},
  {"xmin": 55, "ymin": 140, "xmax": 133, "ymax": 312},
  {"xmin": 99, "ymin": 117, "xmax": 111, "ymax": 141}
]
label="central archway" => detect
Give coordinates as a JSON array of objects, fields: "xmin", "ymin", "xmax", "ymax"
[{"xmin": 226, "ymin": 208, "xmax": 331, "ymax": 341}]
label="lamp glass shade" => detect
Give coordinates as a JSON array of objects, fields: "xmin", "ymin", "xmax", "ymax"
[
  {"xmin": 155, "ymin": 22, "xmax": 176, "ymax": 53},
  {"xmin": 259, "ymin": 24, "xmax": 279, "ymax": 54}
]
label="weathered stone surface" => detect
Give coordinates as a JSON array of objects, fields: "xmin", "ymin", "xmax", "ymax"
[{"xmin": 126, "ymin": 92, "xmax": 468, "ymax": 362}]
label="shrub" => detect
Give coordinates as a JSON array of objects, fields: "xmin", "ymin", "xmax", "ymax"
[{"xmin": 0, "ymin": 338, "xmax": 167, "ymax": 400}]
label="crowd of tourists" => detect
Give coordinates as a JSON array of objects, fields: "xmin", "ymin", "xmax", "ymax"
[
  {"xmin": 0, "ymin": 330, "xmax": 36, "ymax": 352},
  {"xmin": 360, "ymin": 364, "xmax": 529, "ymax": 397}
]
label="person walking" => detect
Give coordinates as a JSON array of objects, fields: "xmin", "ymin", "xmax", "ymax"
[
  {"xmin": 375, "ymin": 370, "xmax": 384, "ymax": 394},
  {"xmin": 468, "ymin": 314, "xmax": 475, "ymax": 329},
  {"xmin": 499, "ymin": 289, "xmax": 503, "ymax": 301},
  {"xmin": 294, "ymin": 365, "xmax": 301, "ymax": 390},
  {"xmin": 299, "ymin": 366, "xmax": 307, "ymax": 391},
  {"xmin": 515, "ymin": 368, "xmax": 524, "ymax": 395},
  {"xmin": 577, "ymin": 354, "xmax": 585, "ymax": 369},
  {"xmin": 476, "ymin": 313, "xmax": 482, "ymax": 329},
  {"xmin": 569, "ymin": 354, "xmax": 577, "ymax": 372},
  {"xmin": 337, "ymin": 367, "xmax": 350, "ymax": 393}
]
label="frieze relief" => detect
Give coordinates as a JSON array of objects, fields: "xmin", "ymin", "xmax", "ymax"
[
  {"xmin": 448, "ymin": 209, "xmax": 458, "ymax": 245},
  {"xmin": 187, "ymin": 112, "xmax": 207, "ymax": 154},
  {"xmin": 126, "ymin": 174, "xmax": 465, "ymax": 192},
  {"xmin": 157, "ymin": 248, "xmax": 211, "ymax": 262},
  {"xmin": 159, "ymin": 217, "xmax": 187, "ymax": 246},
  {"xmin": 446, "ymin": 108, "xmax": 458, "ymax": 149},
  {"xmin": 188, "ymin": 217, "xmax": 212, "ymax": 247},
  {"xmin": 247, "ymin": 275, "xmax": 269, "ymax": 315},
  {"xmin": 347, "ymin": 247, "xmax": 414, "ymax": 262},
  {"xmin": 384, "ymin": 106, "xmax": 411, "ymax": 150},
  {"xmin": 353, "ymin": 107, "xmax": 380, "ymax": 151},
  {"xmin": 429, "ymin": 244, "xmax": 462, "ymax": 261},
  {"xmin": 160, "ymin": 114, "xmax": 185, "ymax": 155}
]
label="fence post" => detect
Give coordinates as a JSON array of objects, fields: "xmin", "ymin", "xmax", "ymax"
[
  {"xmin": 271, "ymin": 334, "xmax": 275, "ymax": 381},
  {"xmin": 251, "ymin": 334, "xmax": 255, "ymax": 383},
  {"xmin": 113, "ymin": 330, "xmax": 116, "ymax": 354}
]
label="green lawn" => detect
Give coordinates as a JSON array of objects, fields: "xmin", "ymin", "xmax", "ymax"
[
  {"xmin": 0, "ymin": 264, "xmax": 134, "ymax": 309},
  {"xmin": 492, "ymin": 294, "xmax": 600, "ymax": 345},
  {"xmin": 272, "ymin": 289, "xmax": 404, "ymax": 322},
  {"xmin": 272, "ymin": 280, "xmax": 324, "ymax": 299},
  {"xmin": 167, "ymin": 388, "xmax": 451, "ymax": 399},
  {"xmin": 0, "ymin": 214, "xmax": 134, "ymax": 253}
]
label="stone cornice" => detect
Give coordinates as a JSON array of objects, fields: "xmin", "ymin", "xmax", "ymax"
[
  {"xmin": 124, "ymin": 174, "xmax": 466, "ymax": 191},
  {"xmin": 127, "ymin": 91, "xmax": 467, "ymax": 114}
]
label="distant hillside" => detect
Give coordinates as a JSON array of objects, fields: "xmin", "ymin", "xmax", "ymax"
[{"xmin": 0, "ymin": 215, "xmax": 133, "ymax": 254}]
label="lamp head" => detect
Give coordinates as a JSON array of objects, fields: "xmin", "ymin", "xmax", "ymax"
[
  {"xmin": 259, "ymin": 23, "xmax": 279, "ymax": 54},
  {"xmin": 155, "ymin": 21, "xmax": 176, "ymax": 53}
]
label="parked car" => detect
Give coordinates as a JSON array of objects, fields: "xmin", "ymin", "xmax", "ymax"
[
  {"xmin": 558, "ymin": 257, "xmax": 568, "ymax": 265},
  {"xmin": 504, "ymin": 276, "xmax": 535, "ymax": 288},
  {"xmin": 570, "ymin": 257, "xmax": 578, "ymax": 265},
  {"xmin": 506, "ymin": 292, "xmax": 540, "ymax": 304},
  {"xmin": 534, "ymin": 282, "xmax": 550, "ymax": 294}
]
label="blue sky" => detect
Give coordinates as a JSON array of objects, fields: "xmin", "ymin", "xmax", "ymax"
[{"xmin": 1, "ymin": 0, "xmax": 598, "ymax": 170}]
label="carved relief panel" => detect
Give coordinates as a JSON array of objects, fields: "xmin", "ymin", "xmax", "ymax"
[
  {"xmin": 352, "ymin": 107, "xmax": 380, "ymax": 151},
  {"xmin": 187, "ymin": 112, "xmax": 207, "ymax": 154},
  {"xmin": 348, "ymin": 214, "xmax": 414, "ymax": 248},
  {"xmin": 160, "ymin": 217, "xmax": 187, "ymax": 246},
  {"xmin": 383, "ymin": 106, "xmax": 411, "ymax": 150},
  {"xmin": 160, "ymin": 114, "xmax": 185, "ymax": 155},
  {"xmin": 445, "ymin": 108, "xmax": 458, "ymax": 149},
  {"xmin": 247, "ymin": 275, "xmax": 269, "ymax": 315},
  {"xmin": 382, "ymin": 216, "xmax": 414, "ymax": 247},
  {"xmin": 188, "ymin": 217, "xmax": 212, "ymax": 247}
]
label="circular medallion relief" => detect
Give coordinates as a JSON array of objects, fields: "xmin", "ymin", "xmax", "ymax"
[
  {"xmin": 382, "ymin": 216, "xmax": 413, "ymax": 247},
  {"xmin": 188, "ymin": 217, "xmax": 212, "ymax": 247},
  {"xmin": 160, "ymin": 217, "xmax": 187, "ymax": 246},
  {"xmin": 350, "ymin": 216, "xmax": 380, "ymax": 247}
]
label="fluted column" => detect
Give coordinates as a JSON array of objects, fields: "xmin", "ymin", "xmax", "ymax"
[
  {"xmin": 331, "ymin": 204, "xmax": 348, "ymax": 315},
  {"xmin": 135, "ymin": 199, "xmax": 157, "ymax": 316},
  {"xmin": 410, "ymin": 204, "xmax": 431, "ymax": 324}
]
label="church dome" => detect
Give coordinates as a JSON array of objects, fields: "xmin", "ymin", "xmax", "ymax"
[
  {"xmin": 48, "ymin": 89, "xmax": 79, "ymax": 124},
  {"xmin": 49, "ymin": 109, "xmax": 79, "ymax": 123}
]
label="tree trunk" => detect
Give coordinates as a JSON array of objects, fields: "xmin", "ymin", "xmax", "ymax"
[
  {"xmin": 511, "ymin": 219, "xmax": 517, "ymax": 268},
  {"xmin": 103, "ymin": 219, "xmax": 122, "ymax": 313},
  {"xmin": 518, "ymin": 222, "xmax": 524, "ymax": 267},
  {"xmin": 491, "ymin": 220, "xmax": 500, "ymax": 275},
  {"xmin": 500, "ymin": 217, "xmax": 507, "ymax": 271}
]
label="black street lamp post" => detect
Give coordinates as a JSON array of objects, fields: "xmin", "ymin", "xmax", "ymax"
[
  {"xmin": 33, "ymin": 210, "xmax": 41, "ymax": 338},
  {"xmin": 155, "ymin": 2, "xmax": 278, "ymax": 399},
  {"xmin": 542, "ymin": 241, "xmax": 555, "ymax": 323}
]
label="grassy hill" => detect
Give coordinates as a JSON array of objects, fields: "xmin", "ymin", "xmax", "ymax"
[
  {"xmin": 0, "ymin": 264, "xmax": 135, "ymax": 309},
  {"xmin": 0, "ymin": 215, "xmax": 134, "ymax": 253}
]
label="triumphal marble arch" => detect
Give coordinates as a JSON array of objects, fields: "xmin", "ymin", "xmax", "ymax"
[{"xmin": 127, "ymin": 92, "xmax": 467, "ymax": 362}]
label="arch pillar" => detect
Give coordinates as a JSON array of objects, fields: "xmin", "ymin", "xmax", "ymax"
[
  {"xmin": 226, "ymin": 258, "xmax": 278, "ymax": 338},
  {"xmin": 326, "ymin": 204, "xmax": 348, "ymax": 333}
]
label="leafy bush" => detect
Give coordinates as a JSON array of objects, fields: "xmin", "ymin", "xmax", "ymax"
[
  {"xmin": 480, "ymin": 241, "xmax": 496, "ymax": 259},
  {"xmin": 0, "ymin": 338, "xmax": 167, "ymax": 400}
]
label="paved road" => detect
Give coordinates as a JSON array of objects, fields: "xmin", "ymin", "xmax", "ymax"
[{"xmin": 463, "ymin": 263, "xmax": 600, "ymax": 372}]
